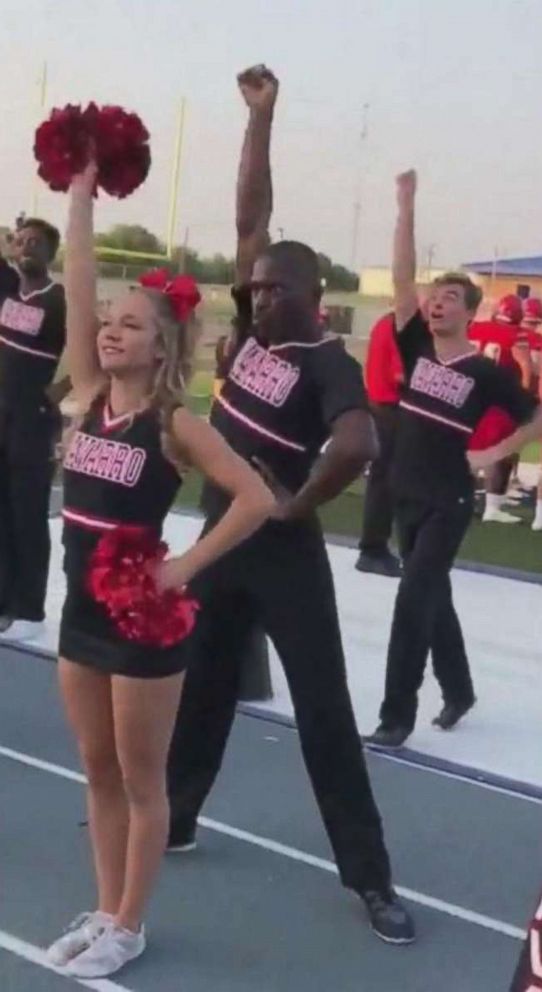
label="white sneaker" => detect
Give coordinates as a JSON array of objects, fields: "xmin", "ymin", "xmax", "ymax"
[
  {"xmin": 482, "ymin": 508, "xmax": 521, "ymax": 524},
  {"xmin": 64, "ymin": 922, "xmax": 146, "ymax": 978},
  {"xmin": 46, "ymin": 911, "xmax": 114, "ymax": 967},
  {"xmin": 0, "ymin": 620, "xmax": 45, "ymax": 642},
  {"xmin": 532, "ymin": 519, "xmax": 542, "ymax": 532}
]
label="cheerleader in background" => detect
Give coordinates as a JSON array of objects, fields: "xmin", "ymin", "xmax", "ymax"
[{"xmin": 46, "ymin": 162, "xmax": 273, "ymax": 979}]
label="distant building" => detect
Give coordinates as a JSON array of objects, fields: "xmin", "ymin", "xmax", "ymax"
[
  {"xmin": 359, "ymin": 265, "xmax": 446, "ymax": 299},
  {"xmin": 462, "ymin": 256, "xmax": 542, "ymax": 300}
]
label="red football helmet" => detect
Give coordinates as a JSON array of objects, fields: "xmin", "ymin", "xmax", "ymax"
[
  {"xmin": 495, "ymin": 294, "xmax": 523, "ymax": 325},
  {"xmin": 522, "ymin": 297, "xmax": 542, "ymax": 325}
]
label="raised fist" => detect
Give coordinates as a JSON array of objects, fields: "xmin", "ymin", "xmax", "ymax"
[
  {"xmin": 237, "ymin": 64, "xmax": 279, "ymax": 112},
  {"xmin": 396, "ymin": 170, "xmax": 417, "ymax": 205}
]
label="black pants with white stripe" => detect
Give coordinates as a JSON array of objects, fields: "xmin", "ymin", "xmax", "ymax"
[
  {"xmin": 0, "ymin": 403, "xmax": 58, "ymax": 621},
  {"xmin": 168, "ymin": 517, "xmax": 392, "ymax": 894},
  {"xmin": 379, "ymin": 497, "xmax": 475, "ymax": 731}
]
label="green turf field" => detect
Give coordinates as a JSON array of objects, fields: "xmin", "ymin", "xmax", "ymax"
[{"xmin": 176, "ymin": 469, "xmax": 541, "ymax": 576}]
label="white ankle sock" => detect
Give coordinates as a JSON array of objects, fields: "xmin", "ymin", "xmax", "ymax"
[{"xmin": 485, "ymin": 493, "xmax": 502, "ymax": 512}]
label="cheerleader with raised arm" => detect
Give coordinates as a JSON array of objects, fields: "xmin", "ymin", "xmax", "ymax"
[{"xmin": 46, "ymin": 159, "xmax": 273, "ymax": 978}]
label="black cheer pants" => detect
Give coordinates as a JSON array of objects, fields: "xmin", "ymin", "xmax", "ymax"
[
  {"xmin": 168, "ymin": 518, "xmax": 392, "ymax": 894},
  {"xmin": 379, "ymin": 497, "xmax": 475, "ymax": 731},
  {"xmin": 0, "ymin": 402, "xmax": 58, "ymax": 621},
  {"xmin": 359, "ymin": 403, "xmax": 398, "ymax": 555}
]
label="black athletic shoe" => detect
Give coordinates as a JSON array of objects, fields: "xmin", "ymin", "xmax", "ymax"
[
  {"xmin": 364, "ymin": 724, "xmax": 411, "ymax": 749},
  {"xmin": 361, "ymin": 889, "xmax": 416, "ymax": 945},
  {"xmin": 355, "ymin": 551, "xmax": 402, "ymax": 579},
  {"xmin": 167, "ymin": 820, "xmax": 197, "ymax": 853},
  {"xmin": 432, "ymin": 699, "xmax": 476, "ymax": 731}
]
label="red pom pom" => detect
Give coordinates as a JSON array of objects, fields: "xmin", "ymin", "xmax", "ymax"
[
  {"xmin": 34, "ymin": 104, "xmax": 93, "ymax": 192},
  {"xmin": 34, "ymin": 102, "xmax": 151, "ymax": 199},
  {"xmin": 87, "ymin": 526, "xmax": 199, "ymax": 648},
  {"xmin": 95, "ymin": 106, "xmax": 151, "ymax": 198}
]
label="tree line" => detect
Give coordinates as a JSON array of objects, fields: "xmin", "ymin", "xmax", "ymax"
[{"xmin": 87, "ymin": 224, "xmax": 359, "ymax": 291}]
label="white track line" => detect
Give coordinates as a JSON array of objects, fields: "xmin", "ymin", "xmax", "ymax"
[
  {"xmin": 198, "ymin": 816, "xmax": 526, "ymax": 941},
  {"xmin": 0, "ymin": 927, "xmax": 134, "ymax": 991},
  {"xmin": 0, "ymin": 744, "xmax": 527, "ymax": 943},
  {"xmin": 364, "ymin": 747, "xmax": 542, "ymax": 806}
]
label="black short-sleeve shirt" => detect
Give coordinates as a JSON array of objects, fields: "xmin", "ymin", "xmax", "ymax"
[
  {"xmin": 0, "ymin": 262, "xmax": 66, "ymax": 408},
  {"xmin": 203, "ymin": 288, "xmax": 368, "ymax": 517},
  {"xmin": 392, "ymin": 311, "xmax": 538, "ymax": 504}
]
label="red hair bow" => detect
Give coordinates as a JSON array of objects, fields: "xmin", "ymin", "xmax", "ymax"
[{"xmin": 138, "ymin": 268, "xmax": 201, "ymax": 322}]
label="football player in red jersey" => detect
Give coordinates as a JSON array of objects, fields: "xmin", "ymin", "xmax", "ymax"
[{"xmin": 469, "ymin": 294, "xmax": 531, "ymax": 523}]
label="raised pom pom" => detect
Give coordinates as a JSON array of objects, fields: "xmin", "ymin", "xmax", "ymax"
[{"xmin": 34, "ymin": 103, "xmax": 151, "ymax": 198}]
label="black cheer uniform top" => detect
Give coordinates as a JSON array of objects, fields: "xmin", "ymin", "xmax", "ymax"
[
  {"xmin": 203, "ymin": 287, "xmax": 368, "ymax": 520},
  {"xmin": 0, "ymin": 261, "xmax": 66, "ymax": 459},
  {"xmin": 392, "ymin": 311, "xmax": 538, "ymax": 506},
  {"xmin": 63, "ymin": 399, "xmax": 181, "ymax": 583},
  {"xmin": 60, "ymin": 399, "xmax": 186, "ymax": 677},
  {"xmin": 0, "ymin": 267, "xmax": 65, "ymax": 407}
]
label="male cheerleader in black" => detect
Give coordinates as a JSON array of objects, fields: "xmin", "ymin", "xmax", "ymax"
[
  {"xmin": 167, "ymin": 67, "xmax": 415, "ymax": 945},
  {"xmin": 0, "ymin": 217, "xmax": 66, "ymax": 640},
  {"xmin": 367, "ymin": 170, "xmax": 541, "ymax": 749},
  {"xmin": 45, "ymin": 162, "xmax": 272, "ymax": 979},
  {"xmin": 203, "ymin": 65, "xmax": 278, "ymax": 706}
]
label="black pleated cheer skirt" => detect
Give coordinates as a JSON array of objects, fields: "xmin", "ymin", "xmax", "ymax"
[{"xmin": 59, "ymin": 580, "xmax": 193, "ymax": 679}]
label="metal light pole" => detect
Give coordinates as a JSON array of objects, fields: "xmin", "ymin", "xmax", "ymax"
[{"xmin": 32, "ymin": 61, "xmax": 48, "ymax": 215}]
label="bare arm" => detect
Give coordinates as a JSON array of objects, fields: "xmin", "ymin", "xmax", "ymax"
[
  {"xmin": 393, "ymin": 170, "xmax": 419, "ymax": 331},
  {"xmin": 156, "ymin": 409, "xmax": 274, "ymax": 590},
  {"xmin": 64, "ymin": 164, "xmax": 105, "ymax": 406},
  {"xmin": 256, "ymin": 409, "xmax": 378, "ymax": 521},
  {"xmin": 235, "ymin": 65, "xmax": 278, "ymax": 286}
]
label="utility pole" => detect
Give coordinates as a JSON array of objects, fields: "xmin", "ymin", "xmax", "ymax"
[
  {"xmin": 491, "ymin": 245, "xmax": 499, "ymax": 292},
  {"xmin": 425, "ymin": 243, "xmax": 436, "ymax": 281},
  {"xmin": 350, "ymin": 102, "xmax": 369, "ymax": 272},
  {"xmin": 178, "ymin": 226, "xmax": 190, "ymax": 273},
  {"xmin": 32, "ymin": 62, "xmax": 48, "ymax": 215}
]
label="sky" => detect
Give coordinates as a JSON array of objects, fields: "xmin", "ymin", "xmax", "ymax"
[{"xmin": 0, "ymin": 0, "xmax": 540, "ymax": 270}]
